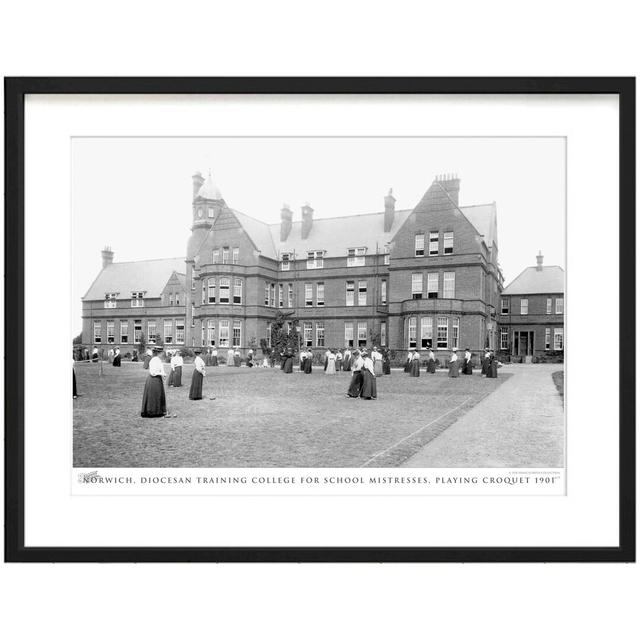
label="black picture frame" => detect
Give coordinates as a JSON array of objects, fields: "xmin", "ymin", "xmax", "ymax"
[{"xmin": 4, "ymin": 77, "xmax": 635, "ymax": 563}]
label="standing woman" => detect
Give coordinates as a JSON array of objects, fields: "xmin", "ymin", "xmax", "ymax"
[
  {"xmin": 462, "ymin": 348, "xmax": 473, "ymax": 375},
  {"xmin": 171, "ymin": 350, "xmax": 184, "ymax": 387},
  {"xmin": 448, "ymin": 348, "xmax": 460, "ymax": 378},
  {"xmin": 141, "ymin": 346, "xmax": 167, "ymax": 418},
  {"xmin": 487, "ymin": 351, "xmax": 498, "ymax": 378},
  {"xmin": 426, "ymin": 348, "xmax": 437, "ymax": 374},
  {"xmin": 211, "ymin": 346, "xmax": 218, "ymax": 367},
  {"xmin": 303, "ymin": 348, "xmax": 313, "ymax": 374},
  {"xmin": 189, "ymin": 349, "xmax": 206, "ymax": 400},
  {"xmin": 342, "ymin": 348, "xmax": 352, "ymax": 372},
  {"xmin": 325, "ymin": 349, "xmax": 337, "ymax": 375},
  {"xmin": 347, "ymin": 350, "xmax": 364, "ymax": 398},
  {"xmin": 167, "ymin": 350, "xmax": 175, "ymax": 387},
  {"xmin": 233, "ymin": 348, "xmax": 241, "ymax": 367},
  {"xmin": 360, "ymin": 350, "xmax": 377, "ymax": 400},
  {"xmin": 372, "ymin": 347, "xmax": 384, "ymax": 377},
  {"xmin": 481, "ymin": 348, "xmax": 491, "ymax": 376},
  {"xmin": 404, "ymin": 351, "xmax": 412, "ymax": 373},
  {"xmin": 112, "ymin": 347, "xmax": 121, "ymax": 367},
  {"xmin": 246, "ymin": 349, "xmax": 254, "ymax": 368},
  {"xmin": 382, "ymin": 348, "xmax": 391, "ymax": 375},
  {"xmin": 282, "ymin": 348, "xmax": 294, "ymax": 374},
  {"xmin": 409, "ymin": 349, "xmax": 421, "ymax": 377}
]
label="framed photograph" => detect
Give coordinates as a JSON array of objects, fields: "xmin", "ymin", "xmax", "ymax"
[{"xmin": 4, "ymin": 77, "xmax": 635, "ymax": 562}]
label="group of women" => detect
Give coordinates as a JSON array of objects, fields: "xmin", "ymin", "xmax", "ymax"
[{"xmin": 404, "ymin": 347, "xmax": 499, "ymax": 378}]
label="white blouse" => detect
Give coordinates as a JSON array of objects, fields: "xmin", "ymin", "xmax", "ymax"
[
  {"xmin": 451, "ymin": 353, "xmax": 458, "ymax": 362},
  {"xmin": 148, "ymin": 356, "xmax": 165, "ymax": 377},
  {"xmin": 362, "ymin": 357, "xmax": 375, "ymax": 375},
  {"xmin": 194, "ymin": 356, "xmax": 206, "ymax": 374},
  {"xmin": 171, "ymin": 355, "xmax": 183, "ymax": 369},
  {"xmin": 352, "ymin": 356, "xmax": 364, "ymax": 371}
]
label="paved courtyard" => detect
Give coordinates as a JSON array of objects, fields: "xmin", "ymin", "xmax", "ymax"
[{"xmin": 402, "ymin": 363, "xmax": 565, "ymax": 468}]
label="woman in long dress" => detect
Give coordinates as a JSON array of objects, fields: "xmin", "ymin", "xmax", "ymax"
[
  {"xmin": 336, "ymin": 350, "xmax": 343, "ymax": 372},
  {"xmin": 211, "ymin": 347, "xmax": 218, "ymax": 366},
  {"xmin": 372, "ymin": 347, "xmax": 384, "ymax": 377},
  {"xmin": 481, "ymin": 349, "xmax": 490, "ymax": 376},
  {"xmin": 404, "ymin": 352, "xmax": 412, "ymax": 373},
  {"xmin": 382, "ymin": 348, "xmax": 391, "ymax": 375},
  {"xmin": 409, "ymin": 349, "xmax": 421, "ymax": 377},
  {"xmin": 167, "ymin": 350, "xmax": 175, "ymax": 386},
  {"xmin": 426, "ymin": 348, "xmax": 437, "ymax": 373},
  {"xmin": 189, "ymin": 350, "xmax": 206, "ymax": 400},
  {"xmin": 448, "ymin": 349, "xmax": 460, "ymax": 378},
  {"xmin": 360, "ymin": 351, "xmax": 377, "ymax": 399},
  {"xmin": 233, "ymin": 349, "xmax": 241, "ymax": 367},
  {"xmin": 462, "ymin": 348, "xmax": 473, "ymax": 375},
  {"xmin": 246, "ymin": 349, "xmax": 254, "ymax": 368},
  {"xmin": 170, "ymin": 350, "xmax": 183, "ymax": 387},
  {"xmin": 347, "ymin": 350, "xmax": 364, "ymax": 397},
  {"xmin": 141, "ymin": 347, "xmax": 167, "ymax": 417},
  {"xmin": 282, "ymin": 349, "xmax": 294, "ymax": 373},
  {"xmin": 303, "ymin": 349, "xmax": 313, "ymax": 374},
  {"xmin": 486, "ymin": 352, "xmax": 498, "ymax": 378},
  {"xmin": 325, "ymin": 350, "xmax": 336, "ymax": 375},
  {"xmin": 112, "ymin": 348, "xmax": 121, "ymax": 367},
  {"xmin": 342, "ymin": 349, "xmax": 352, "ymax": 372}
]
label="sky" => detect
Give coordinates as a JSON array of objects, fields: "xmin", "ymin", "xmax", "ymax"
[{"xmin": 72, "ymin": 137, "xmax": 565, "ymax": 334}]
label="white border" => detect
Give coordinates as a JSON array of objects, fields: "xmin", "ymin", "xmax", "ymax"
[{"xmin": 24, "ymin": 94, "xmax": 618, "ymax": 547}]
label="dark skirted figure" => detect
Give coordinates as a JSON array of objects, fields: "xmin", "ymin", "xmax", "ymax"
[
  {"xmin": 486, "ymin": 354, "xmax": 498, "ymax": 378},
  {"xmin": 92, "ymin": 347, "xmax": 99, "ymax": 363},
  {"xmin": 189, "ymin": 350, "xmax": 206, "ymax": 400},
  {"xmin": 169, "ymin": 351, "xmax": 183, "ymax": 387},
  {"xmin": 360, "ymin": 352, "xmax": 377, "ymax": 400},
  {"xmin": 404, "ymin": 353, "xmax": 412, "ymax": 373},
  {"xmin": 336, "ymin": 352, "xmax": 343, "ymax": 372},
  {"xmin": 246, "ymin": 350, "xmax": 254, "ymax": 367},
  {"xmin": 409, "ymin": 350, "xmax": 421, "ymax": 377},
  {"xmin": 462, "ymin": 348, "xmax": 473, "ymax": 375},
  {"xmin": 426, "ymin": 349, "xmax": 437, "ymax": 374},
  {"xmin": 347, "ymin": 351, "xmax": 364, "ymax": 398},
  {"xmin": 342, "ymin": 349, "xmax": 352, "ymax": 372},
  {"xmin": 112, "ymin": 348, "xmax": 121, "ymax": 367},
  {"xmin": 211, "ymin": 348, "xmax": 218, "ymax": 366},
  {"xmin": 448, "ymin": 350, "xmax": 460, "ymax": 378},
  {"xmin": 303, "ymin": 350, "xmax": 313, "ymax": 374},
  {"xmin": 233, "ymin": 350, "xmax": 241, "ymax": 367},
  {"xmin": 282, "ymin": 350, "xmax": 294, "ymax": 373},
  {"xmin": 142, "ymin": 349, "xmax": 152, "ymax": 370},
  {"xmin": 382, "ymin": 349, "xmax": 391, "ymax": 375},
  {"xmin": 131, "ymin": 350, "xmax": 139, "ymax": 362},
  {"xmin": 141, "ymin": 348, "xmax": 167, "ymax": 418},
  {"xmin": 481, "ymin": 349, "xmax": 490, "ymax": 376}
]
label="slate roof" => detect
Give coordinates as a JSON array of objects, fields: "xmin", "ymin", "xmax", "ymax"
[
  {"xmin": 83, "ymin": 257, "xmax": 186, "ymax": 300},
  {"xmin": 502, "ymin": 265, "xmax": 565, "ymax": 295},
  {"xmin": 461, "ymin": 203, "xmax": 498, "ymax": 249}
]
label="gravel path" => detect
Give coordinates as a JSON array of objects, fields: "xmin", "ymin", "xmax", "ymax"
[{"xmin": 401, "ymin": 364, "xmax": 565, "ymax": 468}]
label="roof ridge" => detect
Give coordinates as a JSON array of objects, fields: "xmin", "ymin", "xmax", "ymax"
[
  {"xmin": 108, "ymin": 256, "xmax": 185, "ymax": 265},
  {"xmin": 266, "ymin": 209, "xmax": 414, "ymax": 227}
]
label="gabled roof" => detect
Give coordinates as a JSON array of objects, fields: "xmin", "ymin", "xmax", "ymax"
[
  {"xmin": 502, "ymin": 265, "xmax": 565, "ymax": 295},
  {"xmin": 83, "ymin": 257, "xmax": 186, "ymax": 300},
  {"xmin": 268, "ymin": 209, "xmax": 414, "ymax": 258},
  {"xmin": 461, "ymin": 203, "xmax": 498, "ymax": 249},
  {"xmin": 231, "ymin": 209, "xmax": 278, "ymax": 259}
]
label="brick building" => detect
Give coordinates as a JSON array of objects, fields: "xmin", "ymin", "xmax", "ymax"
[
  {"xmin": 81, "ymin": 171, "xmax": 505, "ymax": 359},
  {"xmin": 498, "ymin": 252, "xmax": 564, "ymax": 360}
]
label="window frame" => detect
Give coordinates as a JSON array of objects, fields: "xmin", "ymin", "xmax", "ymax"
[{"xmin": 219, "ymin": 277, "xmax": 230, "ymax": 304}]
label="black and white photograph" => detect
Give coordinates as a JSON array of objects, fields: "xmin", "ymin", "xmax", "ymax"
[{"xmin": 72, "ymin": 136, "xmax": 565, "ymax": 473}]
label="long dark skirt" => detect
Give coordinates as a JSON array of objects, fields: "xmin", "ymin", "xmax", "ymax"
[
  {"xmin": 427, "ymin": 359, "xmax": 437, "ymax": 373},
  {"xmin": 303, "ymin": 357, "xmax": 313, "ymax": 374},
  {"xmin": 73, "ymin": 370, "xmax": 77, "ymax": 397},
  {"xmin": 462, "ymin": 359, "xmax": 473, "ymax": 375},
  {"xmin": 324, "ymin": 357, "xmax": 328, "ymax": 371},
  {"xmin": 383, "ymin": 360, "xmax": 391, "ymax": 375},
  {"xmin": 173, "ymin": 366, "xmax": 182, "ymax": 387},
  {"xmin": 112, "ymin": 354, "xmax": 121, "ymax": 367},
  {"xmin": 343, "ymin": 357, "xmax": 351, "ymax": 372},
  {"xmin": 336, "ymin": 360, "xmax": 342, "ymax": 372},
  {"xmin": 283, "ymin": 356, "xmax": 293, "ymax": 373},
  {"xmin": 211, "ymin": 356, "xmax": 218, "ymax": 366},
  {"xmin": 404, "ymin": 358, "xmax": 412, "ymax": 373},
  {"xmin": 189, "ymin": 369, "xmax": 204, "ymax": 400},
  {"xmin": 234, "ymin": 355, "xmax": 241, "ymax": 367},
  {"xmin": 360, "ymin": 370, "xmax": 377, "ymax": 399},
  {"xmin": 409, "ymin": 358, "xmax": 420, "ymax": 377},
  {"xmin": 347, "ymin": 371, "xmax": 363, "ymax": 397},
  {"xmin": 141, "ymin": 375, "xmax": 166, "ymax": 417},
  {"xmin": 448, "ymin": 360, "xmax": 460, "ymax": 378},
  {"xmin": 487, "ymin": 360, "xmax": 498, "ymax": 378},
  {"xmin": 481, "ymin": 358, "xmax": 490, "ymax": 376},
  {"xmin": 167, "ymin": 369, "xmax": 175, "ymax": 386}
]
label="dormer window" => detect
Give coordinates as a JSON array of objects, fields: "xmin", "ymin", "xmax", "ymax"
[
  {"xmin": 347, "ymin": 247, "xmax": 366, "ymax": 267},
  {"xmin": 207, "ymin": 207, "xmax": 215, "ymax": 218},
  {"xmin": 131, "ymin": 291, "xmax": 144, "ymax": 308},
  {"xmin": 307, "ymin": 250, "xmax": 324, "ymax": 269},
  {"xmin": 104, "ymin": 293, "xmax": 117, "ymax": 309},
  {"xmin": 222, "ymin": 247, "xmax": 229, "ymax": 264},
  {"xmin": 212, "ymin": 249, "xmax": 219, "ymax": 264},
  {"xmin": 281, "ymin": 252, "xmax": 291, "ymax": 271},
  {"xmin": 197, "ymin": 208, "xmax": 203, "ymax": 219},
  {"xmin": 232, "ymin": 247, "xmax": 239, "ymax": 264}
]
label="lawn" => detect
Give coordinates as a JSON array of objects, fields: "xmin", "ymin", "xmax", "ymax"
[{"xmin": 73, "ymin": 362, "xmax": 508, "ymax": 468}]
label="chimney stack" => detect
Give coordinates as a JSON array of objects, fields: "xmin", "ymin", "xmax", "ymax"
[
  {"xmin": 192, "ymin": 171, "xmax": 205, "ymax": 200},
  {"xmin": 384, "ymin": 188, "xmax": 396, "ymax": 232},
  {"xmin": 435, "ymin": 173, "xmax": 461, "ymax": 207},
  {"xmin": 280, "ymin": 203, "xmax": 293, "ymax": 241},
  {"xmin": 536, "ymin": 251, "xmax": 544, "ymax": 271},
  {"xmin": 301, "ymin": 203, "xmax": 314, "ymax": 240},
  {"xmin": 101, "ymin": 246, "xmax": 114, "ymax": 269}
]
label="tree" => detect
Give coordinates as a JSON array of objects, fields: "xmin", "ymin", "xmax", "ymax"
[{"xmin": 266, "ymin": 310, "xmax": 300, "ymax": 365}]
